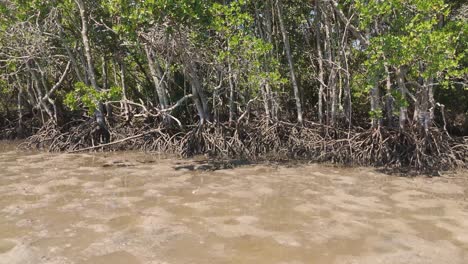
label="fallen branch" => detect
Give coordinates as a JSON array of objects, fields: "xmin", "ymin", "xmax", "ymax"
[{"xmin": 68, "ymin": 128, "xmax": 162, "ymax": 153}]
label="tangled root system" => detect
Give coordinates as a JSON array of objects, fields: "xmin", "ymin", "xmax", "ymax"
[{"xmin": 19, "ymin": 119, "xmax": 467, "ymax": 174}]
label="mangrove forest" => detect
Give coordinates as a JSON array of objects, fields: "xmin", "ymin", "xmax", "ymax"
[{"xmin": 0, "ymin": 0, "xmax": 467, "ymax": 172}]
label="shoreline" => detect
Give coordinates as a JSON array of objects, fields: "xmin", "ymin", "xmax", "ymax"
[{"xmin": 0, "ymin": 122, "xmax": 468, "ymax": 177}]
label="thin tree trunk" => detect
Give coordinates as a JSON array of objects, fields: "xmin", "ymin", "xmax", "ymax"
[
  {"xmin": 120, "ymin": 60, "xmax": 130, "ymax": 121},
  {"xmin": 112, "ymin": 59, "xmax": 119, "ymax": 87},
  {"xmin": 341, "ymin": 46, "xmax": 352, "ymax": 127},
  {"xmin": 36, "ymin": 61, "xmax": 65, "ymax": 123},
  {"xmin": 75, "ymin": 0, "xmax": 107, "ymax": 134},
  {"xmin": 77, "ymin": 49, "xmax": 90, "ymax": 86},
  {"xmin": 76, "ymin": 0, "xmax": 97, "ymax": 90},
  {"xmin": 255, "ymin": 3, "xmax": 274, "ymax": 122},
  {"xmin": 25, "ymin": 77, "xmax": 38, "ymax": 110},
  {"xmin": 16, "ymin": 83, "xmax": 24, "ymax": 137},
  {"xmin": 58, "ymin": 20, "xmax": 85, "ymax": 83},
  {"xmin": 396, "ymin": 67, "xmax": 408, "ymax": 130},
  {"xmin": 144, "ymin": 45, "xmax": 169, "ymax": 109},
  {"xmin": 228, "ymin": 61, "xmax": 236, "ymax": 123},
  {"xmin": 420, "ymin": 78, "xmax": 431, "ymax": 132},
  {"xmin": 102, "ymin": 57, "xmax": 113, "ymax": 118},
  {"xmin": 327, "ymin": 10, "xmax": 338, "ymax": 126},
  {"xmin": 155, "ymin": 58, "xmax": 171, "ymax": 106},
  {"xmin": 226, "ymin": 43, "xmax": 235, "ymax": 123},
  {"xmin": 261, "ymin": 82, "xmax": 271, "ymax": 121},
  {"xmin": 102, "ymin": 57, "xmax": 108, "ymax": 90},
  {"xmin": 276, "ymin": 0, "xmax": 303, "ymax": 124},
  {"xmin": 384, "ymin": 63, "xmax": 393, "ymax": 127},
  {"xmin": 323, "ymin": 10, "xmax": 333, "ymax": 126},
  {"xmin": 428, "ymin": 79, "xmax": 435, "ymax": 121},
  {"xmin": 370, "ymin": 82, "xmax": 381, "ymax": 128},
  {"xmin": 189, "ymin": 62, "xmax": 210, "ymax": 120},
  {"xmin": 316, "ymin": 0, "xmax": 325, "ymax": 125},
  {"xmin": 187, "ymin": 63, "xmax": 208, "ymax": 124},
  {"xmin": 27, "ymin": 63, "xmax": 54, "ymax": 121},
  {"xmin": 64, "ymin": 42, "xmax": 84, "ymax": 83}
]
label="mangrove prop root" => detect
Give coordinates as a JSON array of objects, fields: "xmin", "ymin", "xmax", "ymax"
[{"xmin": 19, "ymin": 119, "xmax": 468, "ymax": 173}]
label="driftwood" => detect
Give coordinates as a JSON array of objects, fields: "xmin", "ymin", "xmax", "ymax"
[{"xmin": 67, "ymin": 128, "xmax": 162, "ymax": 153}]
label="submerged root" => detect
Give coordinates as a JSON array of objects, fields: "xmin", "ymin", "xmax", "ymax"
[{"xmin": 20, "ymin": 119, "xmax": 467, "ymax": 173}]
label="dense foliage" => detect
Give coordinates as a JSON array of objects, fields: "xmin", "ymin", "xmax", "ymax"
[{"xmin": 0, "ymin": 0, "xmax": 466, "ymax": 170}]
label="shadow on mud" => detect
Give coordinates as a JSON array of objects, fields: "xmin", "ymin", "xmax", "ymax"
[{"xmin": 174, "ymin": 159, "xmax": 253, "ymax": 171}]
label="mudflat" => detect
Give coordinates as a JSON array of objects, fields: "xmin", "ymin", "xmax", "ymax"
[{"xmin": 0, "ymin": 142, "xmax": 467, "ymax": 264}]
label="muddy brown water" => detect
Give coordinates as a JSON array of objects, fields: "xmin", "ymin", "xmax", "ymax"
[{"xmin": 0, "ymin": 142, "xmax": 467, "ymax": 264}]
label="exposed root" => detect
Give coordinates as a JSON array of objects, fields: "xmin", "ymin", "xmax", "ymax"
[
  {"xmin": 19, "ymin": 118, "xmax": 468, "ymax": 174},
  {"xmin": 67, "ymin": 128, "xmax": 162, "ymax": 153}
]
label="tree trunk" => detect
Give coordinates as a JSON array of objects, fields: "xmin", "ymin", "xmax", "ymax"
[
  {"xmin": 228, "ymin": 61, "xmax": 236, "ymax": 123},
  {"xmin": 191, "ymin": 62, "xmax": 210, "ymax": 119},
  {"xmin": 323, "ymin": 10, "xmax": 334, "ymax": 126},
  {"xmin": 316, "ymin": 0, "xmax": 325, "ymax": 125},
  {"xmin": 16, "ymin": 83, "xmax": 24, "ymax": 137},
  {"xmin": 77, "ymin": 49, "xmax": 90, "ymax": 86},
  {"xmin": 25, "ymin": 77, "xmax": 38, "ymax": 111},
  {"xmin": 187, "ymin": 62, "xmax": 209, "ymax": 124},
  {"xmin": 326, "ymin": 10, "xmax": 338, "ymax": 126},
  {"xmin": 428, "ymin": 79, "xmax": 435, "ymax": 121},
  {"xmin": 144, "ymin": 45, "xmax": 169, "ymax": 109},
  {"xmin": 64, "ymin": 42, "xmax": 85, "ymax": 83},
  {"xmin": 420, "ymin": 78, "xmax": 431, "ymax": 132},
  {"xmin": 260, "ymin": 82, "xmax": 270, "ymax": 121},
  {"xmin": 102, "ymin": 57, "xmax": 108, "ymax": 90},
  {"xmin": 370, "ymin": 82, "xmax": 381, "ymax": 128},
  {"xmin": 75, "ymin": 0, "xmax": 107, "ymax": 136},
  {"xmin": 155, "ymin": 57, "xmax": 171, "ymax": 106},
  {"xmin": 276, "ymin": 0, "xmax": 303, "ymax": 124},
  {"xmin": 396, "ymin": 67, "xmax": 408, "ymax": 130},
  {"xmin": 27, "ymin": 63, "xmax": 54, "ymax": 121},
  {"xmin": 120, "ymin": 60, "xmax": 130, "ymax": 121},
  {"xmin": 384, "ymin": 63, "xmax": 394, "ymax": 127},
  {"xmin": 341, "ymin": 47, "xmax": 352, "ymax": 127}
]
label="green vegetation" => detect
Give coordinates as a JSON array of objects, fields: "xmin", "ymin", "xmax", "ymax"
[{"xmin": 0, "ymin": 0, "xmax": 466, "ymax": 171}]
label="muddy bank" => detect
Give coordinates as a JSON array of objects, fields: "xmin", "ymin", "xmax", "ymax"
[
  {"xmin": 1, "ymin": 143, "xmax": 468, "ymax": 263},
  {"xmin": 14, "ymin": 120, "xmax": 468, "ymax": 173}
]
